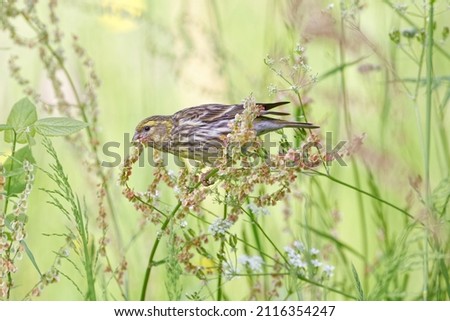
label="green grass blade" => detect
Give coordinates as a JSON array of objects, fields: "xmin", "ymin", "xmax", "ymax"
[
  {"xmin": 21, "ymin": 241, "xmax": 42, "ymax": 276},
  {"xmin": 351, "ymin": 263, "xmax": 364, "ymax": 301}
]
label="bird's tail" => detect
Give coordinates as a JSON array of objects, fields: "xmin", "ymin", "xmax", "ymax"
[
  {"xmin": 279, "ymin": 120, "xmax": 319, "ymax": 129},
  {"xmin": 259, "ymin": 102, "xmax": 291, "ymax": 117},
  {"xmin": 259, "ymin": 101, "xmax": 290, "ymax": 110},
  {"xmin": 255, "ymin": 117, "xmax": 319, "ymax": 135},
  {"xmin": 255, "ymin": 102, "xmax": 319, "ymax": 134}
]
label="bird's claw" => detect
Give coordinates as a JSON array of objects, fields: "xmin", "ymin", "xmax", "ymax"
[{"xmin": 200, "ymin": 170, "xmax": 215, "ymax": 186}]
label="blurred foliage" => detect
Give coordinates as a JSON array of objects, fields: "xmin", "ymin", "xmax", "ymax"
[{"xmin": 0, "ymin": 0, "xmax": 449, "ymax": 300}]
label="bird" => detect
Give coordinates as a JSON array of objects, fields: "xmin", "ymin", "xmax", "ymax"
[{"xmin": 132, "ymin": 101, "xmax": 319, "ymax": 165}]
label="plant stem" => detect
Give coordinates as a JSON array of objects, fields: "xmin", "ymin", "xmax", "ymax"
[
  {"xmin": 216, "ymin": 199, "xmax": 228, "ymax": 301},
  {"xmin": 3, "ymin": 130, "xmax": 17, "ymax": 300},
  {"xmin": 424, "ymin": 1, "xmax": 434, "ymax": 209},
  {"xmin": 77, "ymin": 199, "xmax": 96, "ymax": 300},
  {"xmin": 140, "ymin": 201, "xmax": 182, "ymax": 301},
  {"xmin": 2, "ymin": 130, "xmax": 16, "ymax": 217},
  {"xmin": 313, "ymin": 171, "xmax": 415, "ymax": 220},
  {"xmin": 139, "ymin": 168, "xmax": 219, "ymax": 300},
  {"xmin": 338, "ymin": 5, "xmax": 369, "ymax": 291},
  {"xmin": 242, "ymin": 207, "xmax": 288, "ymax": 263},
  {"xmin": 422, "ymin": 0, "xmax": 435, "ymax": 300},
  {"xmin": 247, "ymin": 205, "xmax": 269, "ymax": 297}
]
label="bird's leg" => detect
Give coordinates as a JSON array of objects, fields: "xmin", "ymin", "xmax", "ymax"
[{"xmin": 200, "ymin": 168, "xmax": 216, "ymax": 186}]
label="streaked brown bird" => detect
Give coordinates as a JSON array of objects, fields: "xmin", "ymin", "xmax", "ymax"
[{"xmin": 133, "ymin": 102, "xmax": 319, "ymax": 165}]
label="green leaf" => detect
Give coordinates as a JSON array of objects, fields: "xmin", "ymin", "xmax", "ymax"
[
  {"xmin": 0, "ymin": 124, "xmax": 13, "ymax": 131},
  {"xmin": 3, "ymin": 145, "xmax": 36, "ymax": 196},
  {"xmin": 5, "ymin": 213, "xmax": 28, "ymax": 226},
  {"xmin": 22, "ymin": 241, "xmax": 42, "ymax": 276},
  {"xmin": 351, "ymin": 263, "xmax": 364, "ymax": 301},
  {"xmin": 34, "ymin": 117, "xmax": 88, "ymax": 137},
  {"xmin": 4, "ymin": 98, "xmax": 37, "ymax": 144}
]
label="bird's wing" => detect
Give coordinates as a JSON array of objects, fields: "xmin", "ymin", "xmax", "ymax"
[
  {"xmin": 172, "ymin": 104, "xmax": 244, "ymax": 123},
  {"xmin": 172, "ymin": 102, "xmax": 291, "ymax": 123}
]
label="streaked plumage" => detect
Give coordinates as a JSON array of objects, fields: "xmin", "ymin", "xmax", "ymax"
[{"xmin": 133, "ymin": 102, "xmax": 319, "ymax": 164}]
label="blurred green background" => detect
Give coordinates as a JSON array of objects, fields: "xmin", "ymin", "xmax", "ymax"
[{"xmin": 1, "ymin": 0, "xmax": 449, "ymax": 300}]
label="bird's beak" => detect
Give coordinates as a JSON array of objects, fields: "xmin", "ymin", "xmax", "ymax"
[{"xmin": 132, "ymin": 131, "xmax": 140, "ymax": 142}]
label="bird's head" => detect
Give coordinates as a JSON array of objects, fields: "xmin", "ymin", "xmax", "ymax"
[{"xmin": 133, "ymin": 116, "xmax": 173, "ymax": 145}]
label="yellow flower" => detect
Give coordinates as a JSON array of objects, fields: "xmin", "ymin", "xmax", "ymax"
[
  {"xmin": 99, "ymin": 0, "xmax": 146, "ymax": 32},
  {"xmin": 198, "ymin": 257, "xmax": 216, "ymax": 273}
]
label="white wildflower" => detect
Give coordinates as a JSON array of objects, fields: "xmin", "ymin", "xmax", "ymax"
[
  {"xmin": 222, "ymin": 261, "xmax": 238, "ymax": 280},
  {"xmin": 247, "ymin": 203, "xmax": 271, "ymax": 216},
  {"xmin": 323, "ymin": 265, "xmax": 335, "ymax": 278},
  {"xmin": 268, "ymin": 83, "xmax": 278, "ymax": 95},
  {"xmin": 239, "ymin": 255, "xmax": 263, "ymax": 272},
  {"xmin": 285, "ymin": 246, "xmax": 307, "ymax": 268},
  {"xmin": 311, "ymin": 259, "xmax": 322, "ymax": 267},
  {"xmin": 310, "ymin": 248, "xmax": 320, "ymax": 255},
  {"xmin": 209, "ymin": 218, "xmax": 233, "ymax": 237}
]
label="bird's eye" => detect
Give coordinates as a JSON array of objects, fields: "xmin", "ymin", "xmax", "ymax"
[{"xmin": 144, "ymin": 126, "xmax": 150, "ymax": 132}]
